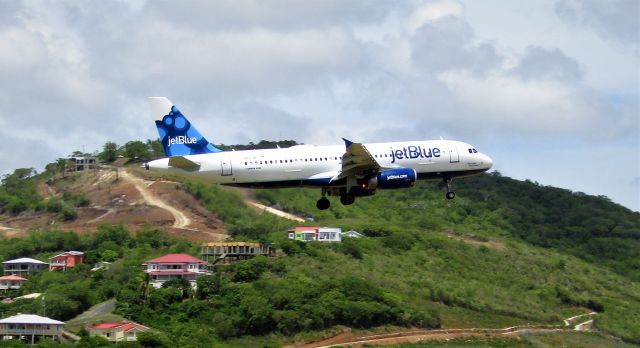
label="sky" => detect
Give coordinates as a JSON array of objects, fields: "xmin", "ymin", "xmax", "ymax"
[{"xmin": 0, "ymin": 0, "xmax": 638, "ymax": 211}]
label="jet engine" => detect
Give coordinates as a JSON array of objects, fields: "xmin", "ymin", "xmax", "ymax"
[{"xmin": 367, "ymin": 168, "xmax": 417, "ymax": 189}]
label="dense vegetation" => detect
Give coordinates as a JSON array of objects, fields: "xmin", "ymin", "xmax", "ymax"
[
  {"xmin": 0, "ymin": 165, "xmax": 638, "ymax": 347},
  {"xmin": 0, "ymin": 168, "xmax": 89, "ymax": 220},
  {"xmin": 257, "ymin": 171, "xmax": 640, "ymax": 281}
]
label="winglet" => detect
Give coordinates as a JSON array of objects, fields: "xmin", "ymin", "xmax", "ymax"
[{"xmin": 342, "ymin": 138, "xmax": 354, "ymax": 148}]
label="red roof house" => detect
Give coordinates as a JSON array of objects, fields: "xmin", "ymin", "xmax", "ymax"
[
  {"xmin": 0, "ymin": 275, "xmax": 27, "ymax": 290},
  {"xmin": 49, "ymin": 251, "xmax": 84, "ymax": 271},
  {"xmin": 87, "ymin": 321, "xmax": 149, "ymax": 342},
  {"xmin": 142, "ymin": 253, "xmax": 210, "ymax": 288}
]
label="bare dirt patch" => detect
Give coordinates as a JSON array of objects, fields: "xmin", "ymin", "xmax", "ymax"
[
  {"xmin": 444, "ymin": 230, "xmax": 507, "ymax": 251},
  {"xmin": 0, "ymin": 168, "xmax": 228, "ymax": 242}
]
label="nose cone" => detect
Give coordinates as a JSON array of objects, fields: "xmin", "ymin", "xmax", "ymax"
[{"xmin": 483, "ymin": 154, "xmax": 493, "ymax": 170}]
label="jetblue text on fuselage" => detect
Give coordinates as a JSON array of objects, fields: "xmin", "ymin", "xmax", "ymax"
[
  {"xmin": 168, "ymin": 136, "xmax": 198, "ymax": 147},
  {"xmin": 390, "ymin": 145, "xmax": 441, "ymax": 163}
]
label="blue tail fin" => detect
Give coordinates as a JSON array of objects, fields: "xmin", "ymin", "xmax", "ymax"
[{"xmin": 148, "ymin": 97, "xmax": 223, "ymax": 157}]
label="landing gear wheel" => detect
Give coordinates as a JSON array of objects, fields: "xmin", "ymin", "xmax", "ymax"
[
  {"xmin": 316, "ymin": 197, "xmax": 330, "ymax": 210},
  {"xmin": 443, "ymin": 178, "xmax": 455, "ymax": 200},
  {"xmin": 340, "ymin": 194, "xmax": 355, "ymax": 206}
]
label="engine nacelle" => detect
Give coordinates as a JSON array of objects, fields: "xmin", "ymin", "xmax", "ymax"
[{"xmin": 368, "ymin": 168, "xmax": 417, "ymax": 189}]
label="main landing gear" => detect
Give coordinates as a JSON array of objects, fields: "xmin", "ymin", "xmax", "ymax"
[
  {"xmin": 316, "ymin": 197, "xmax": 330, "ymax": 210},
  {"xmin": 340, "ymin": 193, "xmax": 355, "ymax": 206},
  {"xmin": 444, "ymin": 178, "xmax": 456, "ymax": 200},
  {"xmin": 316, "ymin": 189, "xmax": 356, "ymax": 210}
]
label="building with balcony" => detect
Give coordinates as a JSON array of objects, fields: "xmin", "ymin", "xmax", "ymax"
[
  {"xmin": 201, "ymin": 242, "xmax": 276, "ymax": 264},
  {"xmin": 288, "ymin": 226, "xmax": 342, "ymax": 242},
  {"xmin": 2, "ymin": 258, "xmax": 48, "ymax": 278},
  {"xmin": 142, "ymin": 254, "xmax": 211, "ymax": 288},
  {"xmin": 0, "ymin": 275, "xmax": 27, "ymax": 291},
  {"xmin": 68, "ymin": 156, "xmax": 98, "ymax": 172},
  {"xmin": 87, "ymin": 321, "xmax": 149, "ymax": 342},
  {"xmin": 49, "ymin": 251, "xmax": 84, "ymax": 271},
  {"xmin": 0, "ymin": 314, "xmax": 64, "ymax": 344}
]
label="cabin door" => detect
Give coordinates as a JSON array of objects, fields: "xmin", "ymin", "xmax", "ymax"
[
  {"xmin": 221, "ymin": 156, "xmax": 233, "ymax": 176},
  {"xmin": 449, "ymin": 145, "xmax": 460, "ymax": 163}
]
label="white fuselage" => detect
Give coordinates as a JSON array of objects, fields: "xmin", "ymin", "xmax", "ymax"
[{"xmin": 147, "ymin": 139, "xmax": 492, "ymax": 188}]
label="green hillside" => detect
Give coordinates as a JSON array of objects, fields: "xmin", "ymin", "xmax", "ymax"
[
  {"xmin": 0, "ymin": 169, "xmax": 638, "ymax": 347},
  {"xmin": 187, "ymin": 173, "xmax": 640, "ymax": 344}
]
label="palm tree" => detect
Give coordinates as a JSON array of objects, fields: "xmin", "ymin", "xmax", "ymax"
[{"xmin": 55, "ymin": 158, "xmax": 69, "ymax": 178}]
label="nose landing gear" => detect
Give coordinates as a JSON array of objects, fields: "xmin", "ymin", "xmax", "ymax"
[{"xmin": 444, "ymin": 178, "xmax": 455, "ymax": 200}]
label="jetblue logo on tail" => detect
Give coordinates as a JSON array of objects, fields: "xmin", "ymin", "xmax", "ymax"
[
  {"xmin": 168, "ymin": 136, "xmax": 198, "ymax": 147},
  {"xmin": 390, "ymin": 145, "xmax": 440, "ymax": 163},
  {"xmin": 154, "ymin": 105, "xmax": 222, "ymax": 156}
]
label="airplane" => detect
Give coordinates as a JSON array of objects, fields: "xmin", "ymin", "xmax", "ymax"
[{"xmin": 144, "ymin": 97, "xmax": 493, "ymax": 210}]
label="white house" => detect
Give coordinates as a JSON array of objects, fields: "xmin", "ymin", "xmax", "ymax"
[
  {"xmin": 288, "ymin": 227, "xmax": 342, "ymax": 242},
  {"xmin": 2, "ymin": 258, "xmax": 48, "ymax": 278},
  {"xmin": 0, "ymin": 314, "xmax": 64, "ymax": 344},
  {"xmin": 142, "ymin": 254, "xmax": 211, "ymax": 288}
]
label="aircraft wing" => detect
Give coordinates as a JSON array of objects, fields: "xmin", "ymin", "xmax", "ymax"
[{"xmin": 331, "ymin": 139, "xmax": 382, "ymax": 182}]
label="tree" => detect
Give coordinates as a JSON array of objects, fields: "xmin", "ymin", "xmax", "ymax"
[
  {"xmin": 146, "ymin": 139, "xmax": 164, "ymax": 159},
  {"xmin": 101, "ymin": 141, "xmax": 119, "ymax": 162},
  {"xmin": 123, "ymin": 141, "xmax": 150, "ymax": 161},
  {"xmin": 56, "ymin": 158, "xmax": 70, "ymax": 178}
]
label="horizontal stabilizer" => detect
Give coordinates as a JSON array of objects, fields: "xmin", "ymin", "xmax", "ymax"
[{"xmin": 168, "ymin": 156, "xmax": 200, "ymax": 171}]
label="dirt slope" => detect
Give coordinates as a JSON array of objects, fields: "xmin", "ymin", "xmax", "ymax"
[
  {"xmin": 0, "ymin": 168, "xmax": 228, "ymax": 242},
  {"xmin": 294, "ymin": 313, "xmax": 600, "ymax": 347}
]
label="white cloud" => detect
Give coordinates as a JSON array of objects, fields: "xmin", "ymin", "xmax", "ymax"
[
  {"xmin": 408, "ymin": 0, "xmax": 464, "ymax": 33},
  {"xmin": 0, "ymin": 0, "xmax": 637, "ymax": 210}
]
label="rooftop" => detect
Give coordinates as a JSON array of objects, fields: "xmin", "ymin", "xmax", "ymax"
[
  {"xmin": 88, "ymin": 321, "xmax": 149, "ymax": 332},
  {"xmin": 49, "ymin": 251, "xmax": 84, "ymax": 259},
  {"xmin": 3, "ymin": 257, "xmax": 47, "ymax": 265},
  {"xmin": 145, "ymin": 253, "xmax": 207, "ymax": 264},
  {"xmin": 0, "ymin": 275, "xmax": 27, "ymax": 281},
  {"xmin": 147, "ymin": 270, "xmax": 200, "ymax": 276},
  {"xmin": 0, "ymin": 314, "xmax": 64, "ymax": 325},
  {"xmin": 202, "ymin": 242, "xmax": 265, "ymax": 247}
]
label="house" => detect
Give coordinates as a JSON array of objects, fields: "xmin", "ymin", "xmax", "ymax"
[
  {"xmin": 87, "ymin": 321, "xmax": 149, "ymax": 342},
  {"xmin": 142, "ymin": 254, "xmax": 211, "ymax": 288},
  {"xmin": 201, "ymin": 242, "xmax": 276, "ymax": 264},
  {"xmin": 2, "ymin": 258, "xmax": 48, "ymax": 278},
  {"xmin": 91, "ymin": 261, "xmax": 112, "ymax": 272},
  {"xmin": 288, "ymin": 226, "xmax": 342, "ymax": 242},
  {"xmin": 49, "ymin": 251, "xmax": 84, "ymax": 271},
  {"xmin": 343, "ymin": 230, "xmax": 364, "ymax": 238},
  {"xmin": 68, "ymin": 156, "xmax": 98, "ymax": 172},
  {"xmin": 0, "ymin": 314, "xmax": 64, "ymax": 344},
  {"xmin": 0, "ymin": 275, "xmax": 27, "ymax": 291}
]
